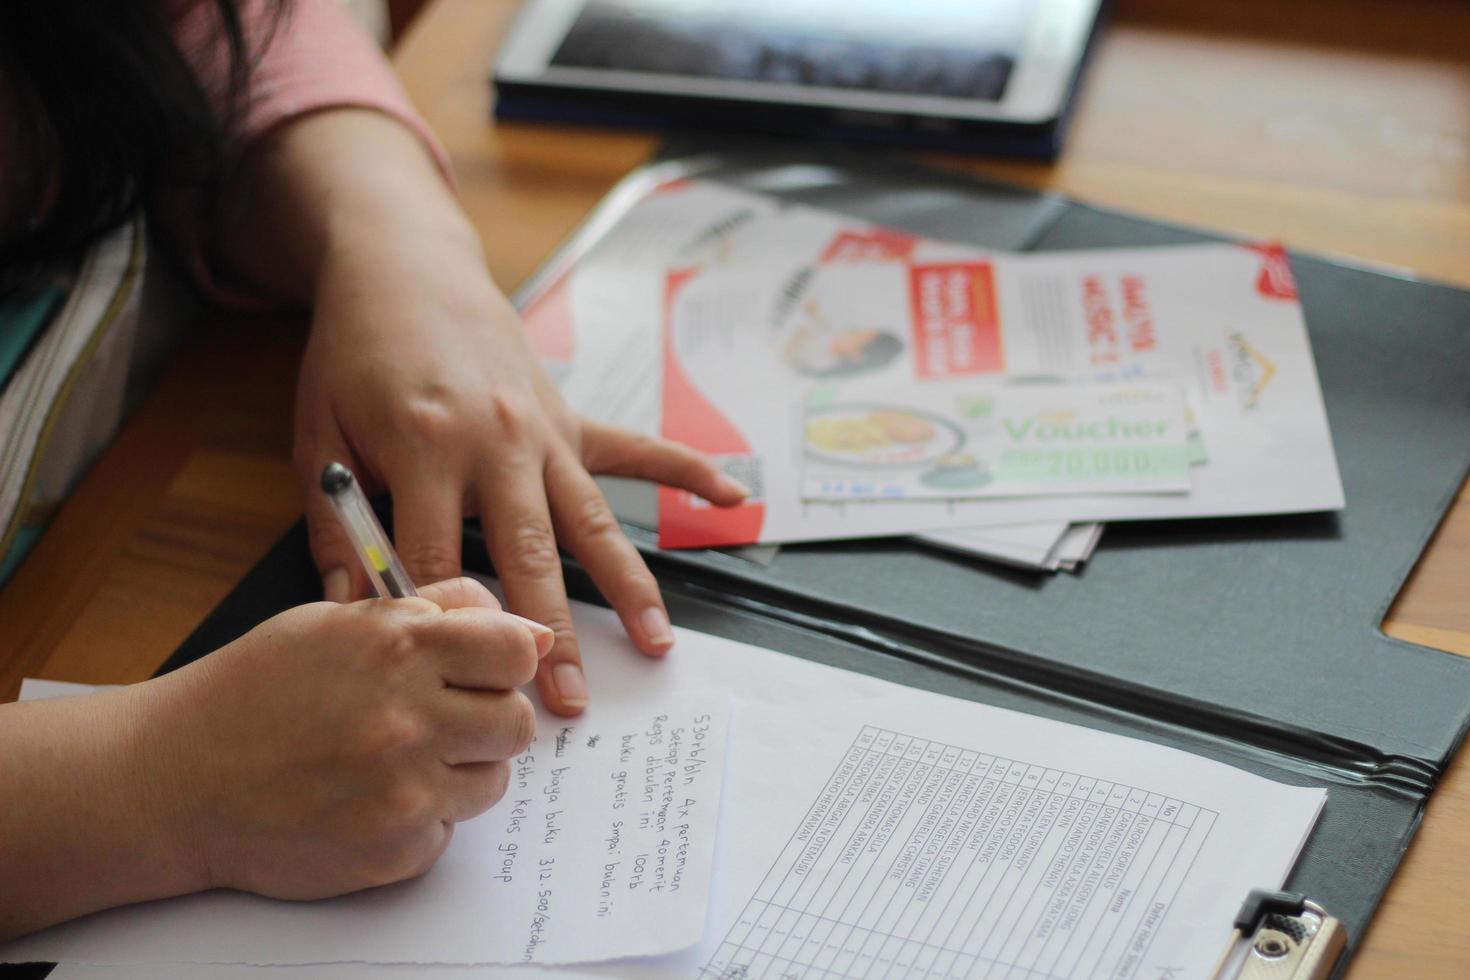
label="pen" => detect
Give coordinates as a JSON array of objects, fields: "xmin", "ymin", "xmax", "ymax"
[
  {"xmin": 320, "ymin": 462, "xmax": 556, "ymax": 646},
  {"xmin": 318, "ymin": 462, "xmax": 549, "ymax": 626},
  {"xmin": 320, "ymin": 462, "xmax": 419, "ymax": 598}
]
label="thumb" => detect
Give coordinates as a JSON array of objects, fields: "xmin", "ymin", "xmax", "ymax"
[{"xmin": 580, "ymin": 420, "xmax": 749, "ymax": 507}]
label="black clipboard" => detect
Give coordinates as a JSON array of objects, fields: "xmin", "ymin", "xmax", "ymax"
[{"xmin": 13, "ymin": 150, "xmax": 1457, "ymax": 978}]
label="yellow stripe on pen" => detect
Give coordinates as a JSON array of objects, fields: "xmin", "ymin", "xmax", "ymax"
[{"xmin": 366, "ymin": 545, "xmax": 390, "ymax": 573}]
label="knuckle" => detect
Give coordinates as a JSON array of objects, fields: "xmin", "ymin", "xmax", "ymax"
[
  {"xmin": 501, "ymin": 519, "xmax": 561, "ymax": 578},
  {"xmin": 404, "ymin": 839, "xmax": 445, "ymax": 880},
  {"xmin": 488, "ymin": 391, "xmax": 537, "ymax": 439},
  {"xmin": 368, "ymin": 621, "xmax": 420, "ymax": 671},
  {"xmin": 482, "ymin": 761, "xmax": 512, "ymax": 810},
  {"xmin": 622, "ymin": 430, "xmax": 657, "ymax": 457},
  {"xmin": 375, "ymin": 831, "xmax": 447, "ymax": 886},
  {"xmin": 538, "ymin": 614, "xmax": 577, "ymax": 651},
  {"xmin": 399, "ymin": 541, "xmax": 461, "ymax": 582},
  {"xmin": 382, "ymin": 780, "xmax": 437, "ymax": 828},
  {"xmin": 567, "ymin": 493, "xmax": 622, "ymax": 545},
  {"xmin": 395, "ymin": 396, "xmax": 462, "ymax": 446},
  {"xmin": 668, "ymin": 452, "xmax": 707, "ymax": 484},
  {"xmin": 360, "ymin": 705, "xmax": 427, "ymax": 756},
  {"xmin": 446, "ymin": 575, "xmax": 495, "ymax": 606},
  {"xmin": 502, "ymin": 625, "xmax": 539, "ymax": 687},
  {"xmin": 306, "ymin": 511, "xmax": 352, "ymax": 557},
  {"xmin": 610, "ymin": 568, "xmax": 657, "ymax": 604},
  {"xmin": 505, "ymin": 692, "xmax": 537, "ymax": 757},
  {"xmin": 455, "ymin": 765, "xmax": 510, "ymax": 825},
  {"xmin": 653, "ymin": 435, "xmax": 699, "ymax": 470}
]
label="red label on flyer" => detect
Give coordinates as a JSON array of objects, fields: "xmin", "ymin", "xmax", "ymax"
[
  {"xmin": 658, "ymin": 270, "xmax": 766, "ymax": 549},
  {"xmin": 1245, "ymin": 241, "xmax": 1298, "ymax": 300},
  {"xmin": 908, "ymin": 261, "xmax": 1004, "ymax": 378},
  {"xmin": 653, "ymin": 177, "xmax": 697, "ymax": 196},
  {"xmin": 821, "ymin": 228, "xmax": 918, "ymax": 264},
  {"xmin": 1081, "ymin": 274, "xmax": 1119, "ymax": 367}
]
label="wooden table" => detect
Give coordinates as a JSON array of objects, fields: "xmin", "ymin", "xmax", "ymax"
[{"xmin": 3, "ymin": 0, "xmax": 1467, "ymax": 974}]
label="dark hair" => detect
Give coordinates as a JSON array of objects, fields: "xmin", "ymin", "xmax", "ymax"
[{"xmin": 0, "ymin": 0, "xmax": 284, "ymax": 297}]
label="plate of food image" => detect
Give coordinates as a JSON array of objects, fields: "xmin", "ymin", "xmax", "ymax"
[{"xmin": 804, "ymin": 403, "xmax": 965, "ymax": 468}]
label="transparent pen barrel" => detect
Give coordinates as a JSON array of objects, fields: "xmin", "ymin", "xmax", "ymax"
[{"xmin": 326, "ymin": 486, "xmax": 417, "ymax": 598}]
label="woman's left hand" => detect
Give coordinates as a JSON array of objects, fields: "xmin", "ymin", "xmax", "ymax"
[
  {"xmin": 221, "ymin": 110, "xmax": 747, "ymax": 716},
  {"xmin": 295, "ymin": 220, "xmax": 746, "ymax": 715}
]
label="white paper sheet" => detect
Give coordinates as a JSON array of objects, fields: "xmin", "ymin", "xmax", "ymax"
[
  {"xmin": 1054, "ymin": 521, "xmax": 1105, "ymax": 569},
  {"xmin": 4, "ymin": 686, "xmax": 730, "ymax": 967},
  {"xmin": 11, "ymin": 678, "xmax": 108, "ymax": 699},
  {"xmin": 915, "ymin": 521, "xmax": 1073, "ymax": 570},
  {"xmin": 15, "ymin": 592, "xmax": 1322, "ymax": 979}
]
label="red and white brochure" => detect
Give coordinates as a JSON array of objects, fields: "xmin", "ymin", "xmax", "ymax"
[
  {"xmin": 519, "ymin": 175, "xmax": 1337, "ymax": 553},
  {"xmin": 656, "ymin": 238, "xmax": 1341, "ymax": 549},
  {"xmin": 518, "ymin": 177, "xmax": 1081, "ymax": 561}
]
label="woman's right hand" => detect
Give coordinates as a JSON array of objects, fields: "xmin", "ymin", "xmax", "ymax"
[{"xmin": 144, "ymin": 576, "xmax": 550, "ymax": 899}]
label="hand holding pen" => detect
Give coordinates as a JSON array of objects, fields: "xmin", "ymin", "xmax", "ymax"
[
  {"xmin": 7, "ymin": 468, "xmax": 565, "ymax": 922},
  {"xmin": 321, "ymin": 461, "xmax": 555, "ymax": 654}
]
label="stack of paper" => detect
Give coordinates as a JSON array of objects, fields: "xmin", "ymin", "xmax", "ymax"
[
  {"xmin": 515, "ymin": 170, "xmax": 1343, "ymax": 572},
  {"xmin": 8, "ymin": 590, "xmax": 1326, "ymax": 978}
]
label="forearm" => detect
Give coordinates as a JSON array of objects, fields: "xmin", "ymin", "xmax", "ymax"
[
  {"xmin": 0, "ymin": 683, "xmax": 206, "ymax": 939},
  {"xmin": 214, "ymin": 108, "xmax": 486, "ymax": 304}
]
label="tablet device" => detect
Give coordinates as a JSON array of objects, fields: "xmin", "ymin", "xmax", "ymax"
[{"xmin": 494, "ymin": 0, "xmax": 1108, "ymax": 158}]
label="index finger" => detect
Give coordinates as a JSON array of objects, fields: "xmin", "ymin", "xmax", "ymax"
[
  {"xmin": 544, "ymin": 451, "xmax": 674, "ymax": 658},
  {"xmin": 418, "ymin": 577, "xmax": 556, "ymax": 657},
  {"xmin": 478, "ymin": 466, "xmax": 586, "ymax": 717},
  {"xmin": 415, "ymin": 608, "xmax": 543, "ymax": 691}
]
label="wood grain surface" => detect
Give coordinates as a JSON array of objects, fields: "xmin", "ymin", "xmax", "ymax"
[{"xmin": 1, "ymin": 0, "xmax": 1466, "ymax": 974}]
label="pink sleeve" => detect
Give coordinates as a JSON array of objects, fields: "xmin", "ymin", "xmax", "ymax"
[
  {"xmin": 226, "ymin": 0, "xmax": 452, "ymax": 178},
  {"xmin": 165, "ymin": 0, "xmax": 455, "ymax": 306}
]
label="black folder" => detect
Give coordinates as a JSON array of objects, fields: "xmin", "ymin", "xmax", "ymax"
[{"xmin": 139, "ymin": 151, "xmax": 1470, "ymax": 974}]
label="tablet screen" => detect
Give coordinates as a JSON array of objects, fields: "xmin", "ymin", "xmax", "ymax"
[{"xmin": 548, "ymin": 0, "xmax": 1035, "ymax": 103}]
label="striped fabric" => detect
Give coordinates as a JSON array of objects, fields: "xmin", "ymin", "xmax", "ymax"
[{"xmin": 0, "ymin": 218, "xmax": 191, "ymax": 586}]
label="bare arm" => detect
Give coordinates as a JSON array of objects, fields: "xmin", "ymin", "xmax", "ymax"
[{"xmin": 0, "ymin": 685, "xmax": 206, "ymax": 938}]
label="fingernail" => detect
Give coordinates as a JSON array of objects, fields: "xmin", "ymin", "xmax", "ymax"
[
  {"xmin": 552, "ymin": 662, "xmax": 588, "ymax": 709},
  {"xmin": 323, "ymin": 567, "xmax": 351, "ymax": 604},
  {"xmin": 717, "ymin": 473, "xmax": 751, "ymax": 499},
  {"xmin": 639, "ymin": 606, "xmax": 675, "ymax": 650},
  {"xmin": 511, "ymin": 614, "xmax": 556, "ymax": 657},
  {"xmin": 509, "ymin": 613, "xmax": 554, "ymax": 637}
]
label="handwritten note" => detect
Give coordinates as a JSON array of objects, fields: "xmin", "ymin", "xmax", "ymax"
[
  {"xmin": 2, "ymin": 689, "xmax": 730, "ymax": 967},
  {"xmin": 496, "ymin": 699, "xmax": 729, "ymax": 963}
]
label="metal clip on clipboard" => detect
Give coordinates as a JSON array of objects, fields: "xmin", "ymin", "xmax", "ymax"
[{"xmin": 1210, "ymin": 889, "xmax": 1348, "ymax": 979}]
